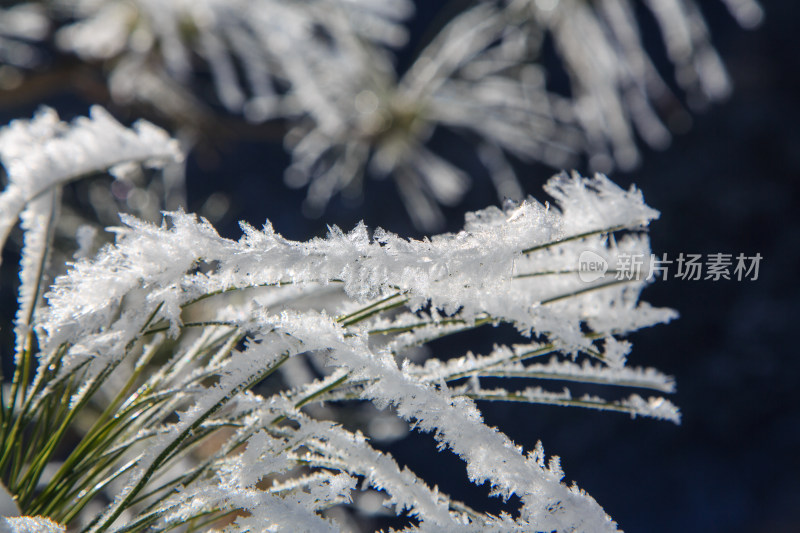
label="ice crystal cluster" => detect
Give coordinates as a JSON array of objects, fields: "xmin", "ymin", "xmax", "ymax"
[
  {"xmin": 0, "ymin": 0, "xmax": 761, "ymax": 228},
  {"xmin": 0, "ymin": 107, "xmax": 681, "ymax": 531}
]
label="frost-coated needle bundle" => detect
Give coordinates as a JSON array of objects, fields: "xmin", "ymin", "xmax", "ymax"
[{"xmin": 0, "ymin": 108, "xmax": 678, "ymax": 531}]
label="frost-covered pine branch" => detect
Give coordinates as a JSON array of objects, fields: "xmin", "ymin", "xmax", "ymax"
[
  {"xmin": 0, "ymin": 107, "xmax": 680, "ymax": 531},
  {"xmin": 0, "ymin": 0, "xmax": 761, "ymax": 228},
  {"xmin": 0, "ymin": 106, "xmax": 181, "ymax": 258}
]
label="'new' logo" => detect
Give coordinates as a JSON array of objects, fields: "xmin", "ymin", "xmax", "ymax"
[{"xmin": 578, "ymin": 251, "xmax": 608, "ymax": 283}]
